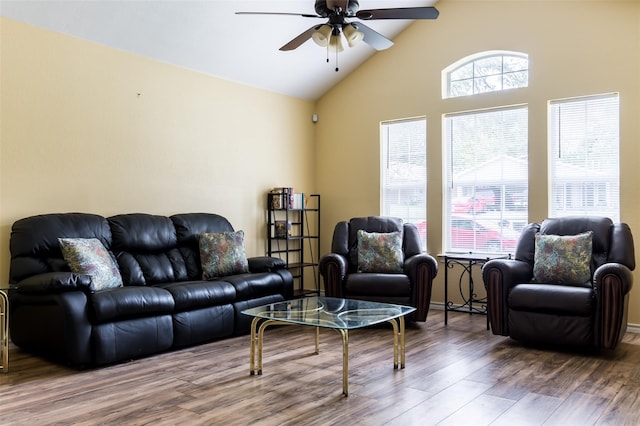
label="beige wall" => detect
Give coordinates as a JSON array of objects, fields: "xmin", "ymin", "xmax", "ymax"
[
  {"xmin": 315, "ymin": 1, "xmax": 640, "ymax": 323},
  {"xmin": 0, "ymin": 18, "xmax": 316, "ymax": 278}
]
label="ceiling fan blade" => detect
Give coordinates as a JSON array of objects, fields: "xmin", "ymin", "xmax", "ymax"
[
  {"xmin": 353, "ymin": 23, "xmax": 393, "ymax": 51},
  {"xmin": 235, "ymin": 12, "xmax": 321, "ymax": 18},
  {"xmin": 356, "ymin": 7, "xmax": 439, "ymax": 20},
  {"xmin": 279, "ymin": 25, "xmax": 322, "ymax": 51}
]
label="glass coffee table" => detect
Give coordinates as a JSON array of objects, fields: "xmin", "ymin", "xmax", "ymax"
[
  {"xmin": 1, "ymin": 285, "xmax": 18, "ymax": 373},
  {"xmin": 241, "ymin": 296, "xmax": 415, "ymax": 396}
]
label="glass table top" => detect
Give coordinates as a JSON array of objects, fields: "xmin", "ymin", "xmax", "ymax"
[
  {"xmin": 0, "ymin": 285, "xmax": 17, "ymax": 291},
  {"xmin": 241, "ymin": 296, "xmax": 415, "ymax": 330}
]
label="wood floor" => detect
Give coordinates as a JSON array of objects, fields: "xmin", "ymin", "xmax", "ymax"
[{"xmin": 2, "ymin": 310, "xmax": 640, "ymax": 425}]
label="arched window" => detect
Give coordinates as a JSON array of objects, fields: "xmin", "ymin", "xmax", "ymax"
[{"xmin": 443, "ymin": 51, "xmax": 528, "ymax": 98}]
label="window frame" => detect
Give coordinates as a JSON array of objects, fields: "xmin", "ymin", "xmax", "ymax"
[{"xmin": 442, "ymin": 50, "xmax": 529, "ymax": 99}]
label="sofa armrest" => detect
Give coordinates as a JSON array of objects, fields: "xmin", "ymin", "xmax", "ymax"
[
  {"xmin": 319, "ymin": 253, "xmax": 348, "ymax": 297},
  {"xmin": 404, "ymin": 253, "xmax": 438, "ymax": 322},
  {"xmin": 247, "ymin": 256, "xmax": 286, "ymax": 273},
  {"xmin": 17, "ymin": 272, "xmax": 94, "ymax": 294},
  {"xmin": 482, "ymin": 259, "xmax": 533, "ymax": 336},
  {"xmin": 593, "ymin": 262, "xmax": 634, "ymax": 349}
]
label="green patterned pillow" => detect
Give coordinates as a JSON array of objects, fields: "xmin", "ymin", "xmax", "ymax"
[
  {"xmin": 58, "ymin": 238, "xmax": 123, "ymax": 291},
  {"xmin": 199, "ymin": 231, "xmax": 249, "ymax": 279},
  {"xmin": 357, "ymin": 230, "xmax": 404, "ymax": 273},
  {"xmin": 533, "ymin": 231, "xmax": 593, "ymax": 284}
]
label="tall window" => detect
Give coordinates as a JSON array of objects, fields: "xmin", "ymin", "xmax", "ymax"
[
  {"xmin": 443, "ymin": 51, "xmax": 528, "ymax": 99},
  {"xmin": 381, "ymin": 118, "xmax": 427, "ymax": 250},
  {"xmin": 443, "ymin": 106, "xmax": 528, "ymax": 254},
  {"xmin": 548, "ymin": 93, "xmax": 620, "ymax": 221}
]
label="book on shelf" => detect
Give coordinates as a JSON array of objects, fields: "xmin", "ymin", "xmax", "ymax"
[
  {"xmin": 290, "ymin": 192, "xmax": 304, "ymax": 209},
  {"xmin": 270, "ymin": 187, "xmax": 305, "ymax": 209},
  {"xmin": 274, "ymin": 220, "xmax": 292, "ymax": 238},
  {"xmin": 270, "ymin": 187, "xmax": 288, "ymax": 209}
]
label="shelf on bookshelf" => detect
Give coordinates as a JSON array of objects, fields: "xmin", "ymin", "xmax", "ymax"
[{"xmin": 267, "ymin": 192, "xmax": 320, "ymax": 296}]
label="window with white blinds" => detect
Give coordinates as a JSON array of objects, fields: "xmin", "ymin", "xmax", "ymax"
[
  {"xmin": 548, "ymin": 93, "xmax": 620, "ymax": 222},
  {"xmin": 381, "ymin": 118, "xmax": 427, "ymax": 250},
  {"xmin": 443, "ymin": 106, "xmax": 528, "ymax": 254}
]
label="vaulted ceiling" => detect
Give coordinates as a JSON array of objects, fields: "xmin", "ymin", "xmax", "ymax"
[{"xmin": 0, "ymin": 0, "xmax": 438, "ymax": 101}]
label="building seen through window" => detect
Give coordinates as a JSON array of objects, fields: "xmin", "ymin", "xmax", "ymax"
[{"xmin": 381, "ymin": 118, "xmax": 427, "ymax": 250}]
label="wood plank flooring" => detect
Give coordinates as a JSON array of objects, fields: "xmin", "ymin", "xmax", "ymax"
[{"xmin": 2, "ymin": 310, "xmax": 640, "ymax": 425}]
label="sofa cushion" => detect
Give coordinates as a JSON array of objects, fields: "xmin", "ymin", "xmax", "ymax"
[
  {"xmin": 345, "ymin": 273, "xmax": 410, "ymax": 297},
  {"xmin": 10, "ymin": 213, "xmax": 113, "ymax": 283},
  {"xmin": 156, "ymin": 280, "xmax": 237, "ymax": 311},
  {"xmin": 508, "ymin": 283, "xmax": 593, "ymax": 316},
  {"xmin": 59, "ymin": 238, "xmax": 123, "ymax": 291},
  {"xmin": 108, "ymin": 214, "xmax": 189, "ymax": 285},
  {"xmin": 357, "ymin": 230, "xmax": 404, "ymax": 273},
  {"xmin": 199, "ymin": 231, "xmax": 249, "ymax": 278},
  {"xmin": 533, "ymin": 231, "xmax": 593, "ymax": 284},
  {"xmin": 89, "ymin": 286, "xmax": 175, "ymax": 323},
  {"xmin": 223, "ymin": 272, "xmax": 289, "ymax": 300}
]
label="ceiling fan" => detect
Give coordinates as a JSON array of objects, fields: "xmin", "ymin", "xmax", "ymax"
[{"xmin": 236, "ymin": 1, "xmax": 439, "ymax": 70}]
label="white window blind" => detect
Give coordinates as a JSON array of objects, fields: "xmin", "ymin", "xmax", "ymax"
[
  {"xmin": 381, "ymin": 118, "xmax": 427, "ymax": 250},
  {"xmin": 443, "ymin": 106, "xmax": 528, "ymax": 254},
  {"xmin": 549, "ymin": 93, "xmax": 620, "ymax": 221}
]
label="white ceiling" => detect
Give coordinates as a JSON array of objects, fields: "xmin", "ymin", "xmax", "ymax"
[{"xmin": 0, "ymin": 0, "xmax": 438, "ymax": 101}]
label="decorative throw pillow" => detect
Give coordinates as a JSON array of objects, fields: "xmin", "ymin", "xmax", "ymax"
[
  {"xmin": 357, "ymin": 230, "xmax": 404, "ymax": 273},
  {"xmin": 58, "ymin": 238, "xmax": 123, "ymax": 291},
  {"xmin": 533, "ymin": 231, "xmax": 593, "ymax": 284},
  {"xmin": 199, "ymin": 230, "xmax": 249, "ymax": 279}
]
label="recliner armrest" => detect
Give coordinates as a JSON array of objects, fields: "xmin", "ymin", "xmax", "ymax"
[
  {"xmin": 319, "ymin": 253, "xmax": 348, "ymax": 297},
  {"xmin": 482, "ymin": 259, "xmax": 533, "ymax": 336},
  {"xmin": 593, "ymin": 262, "xmax": 634, "ymax": 296},
  {"xmin": 404, "ymin": 253, "xmax": 438, "ymax": 278},
  {"xmin": 404, "ymin": 253, "xmax": 438, "ymax": 322},
  {"xmin": 483, "ymin": 259, "xmax": 533, "ymax": 288},
  {"xmin": 16, "ymin": 272, "xmax": 94, "ymax": 294},
  {"xmin": 593, "ymin": 262, "xmax": 634, "ymax": 349},
  {"xmin": 247, "ymin": 256, "xmax": 286, "ymax": 273}
]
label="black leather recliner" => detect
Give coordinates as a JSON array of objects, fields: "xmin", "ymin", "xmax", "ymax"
[
  {"xmin": 319, "ymin": 216, "xmax": 438, "ymax": 322},
  {"xmin": 482, "ymin": 216, "xmax": 635, "ymax": 350}
]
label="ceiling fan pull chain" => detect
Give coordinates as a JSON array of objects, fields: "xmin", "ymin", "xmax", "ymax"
[{"xmin": 335, "ymin": 47, "xmax": 339, "ymax": 72}]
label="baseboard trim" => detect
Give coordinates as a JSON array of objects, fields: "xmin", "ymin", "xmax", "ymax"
[
  {"xmin": 430, "ymin": 302, "xmax": 445, "ymax": 311},
  {"xmin": 429, "ymin": 303, "xmax": 640, "ymax": 333},
  {"xmin": 627, "ymin": 324, "xmax": 640, "ymax": 334}
]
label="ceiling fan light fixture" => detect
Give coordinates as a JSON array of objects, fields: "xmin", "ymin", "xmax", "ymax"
[
  {"xmin": 311, "ymin": 24, "xmax": 332, "ymax": 47},
  {"xmin": 329, "ymin": 32, "xmax": 344, "ymax": 52},
  {"xmin": 342, "ymin": 23, "xmax": 364, "ymax": 47}
]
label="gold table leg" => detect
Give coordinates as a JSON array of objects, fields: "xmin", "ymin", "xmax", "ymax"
[
  {"xmin": 247, "ymin": 314, "xmax": 408, "ymax": 397},
  {"xmin": 386, "ymin": 315, "xmax": 407, "ymax": 369},
  {"xmin": 249, "ymin": 319, "xmax": 321, "ymax": 376},
  {"xmin": 340, "ymin": 329, "xmax": 349, "ymax": 396},
  {"xmin": 399, "ymin": 315, "xmax": 407, "ymax": 368},
  {"xmin": 0, "ymin": 290, "xmax": 9, "ymax": 373},
  {"xmin": 249, "ymin": 317, "xmax": 260, "ymax": 375}
]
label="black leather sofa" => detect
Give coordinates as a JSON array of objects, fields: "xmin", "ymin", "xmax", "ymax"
[{"xmin": 8, "ymin": 212, "xmax": 293, "ymax": 368}]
